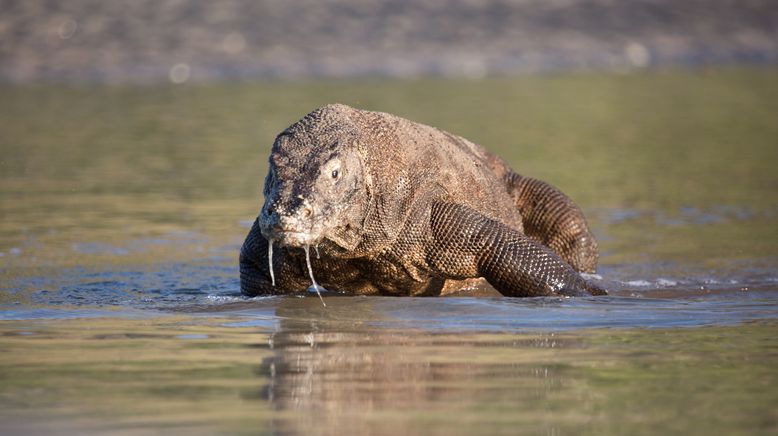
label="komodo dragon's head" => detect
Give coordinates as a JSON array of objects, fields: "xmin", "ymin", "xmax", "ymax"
[{"xmin": 258, "ymin": 104, "xmax": 369, "ymax": 253}]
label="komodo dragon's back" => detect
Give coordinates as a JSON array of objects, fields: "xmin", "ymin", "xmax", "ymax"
[{"xmin": 240, "ymin": 104, "xmax": 605, "ymax": 298}]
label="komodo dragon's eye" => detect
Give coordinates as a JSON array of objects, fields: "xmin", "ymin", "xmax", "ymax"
[{"xmin": 331, "ymin": 170, "xmax": 339, "ymax": 179}]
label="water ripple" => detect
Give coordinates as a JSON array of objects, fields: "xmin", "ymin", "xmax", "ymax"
[{"xmin": 3, "ymin": 260, "xmax": 777, "ymax": 329}]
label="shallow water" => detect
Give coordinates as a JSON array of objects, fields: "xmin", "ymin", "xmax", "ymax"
[
  {"xmin": 1, "ymin": 69, "xmax": 777, "ymax": 434},
  {"xmin": 1, "ymin": 315, "xmax": 776, "ymax": 435}
]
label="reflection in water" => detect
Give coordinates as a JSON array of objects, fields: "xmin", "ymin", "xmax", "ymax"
[
  {"xmin": 255, "ymin": 298, "xmax": 587, "ymax": 434},
  {"xmin": 234, "ymin": 298, "xmax": 778, "ymax": 435}
]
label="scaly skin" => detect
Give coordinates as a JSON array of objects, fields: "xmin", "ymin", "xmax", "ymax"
[{"xmin": 240, "ymin": 104, "xmax": 605, "ymax": 297}]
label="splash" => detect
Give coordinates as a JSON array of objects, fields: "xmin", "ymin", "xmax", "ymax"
[
  {"xmin": 268, "ymin": 239, "xmax": 276, "ymax": 287},
  {"xmin": 304, "ymin": 245, "xmax": 326, "ymax": 306}
]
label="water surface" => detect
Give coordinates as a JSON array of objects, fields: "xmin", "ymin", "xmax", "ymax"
[{"xmin": 1, "ymin": 69, "xmax": 777, "ymax": 434}]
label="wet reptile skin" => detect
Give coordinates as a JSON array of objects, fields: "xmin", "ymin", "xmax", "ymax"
[{"xmin": 240, "ymin": 104, "xmax": 605, "ymax": 297}]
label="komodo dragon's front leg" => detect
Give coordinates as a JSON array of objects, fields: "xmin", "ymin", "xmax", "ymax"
[{"xmin": 427, "ymin": 202, "xmax": 606, "ymax": 297}]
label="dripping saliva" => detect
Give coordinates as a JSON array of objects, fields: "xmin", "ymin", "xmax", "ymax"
[
  {"xmin": 304, "ymin": 245, "xmax": 326, "ymax": 307},
  {"xmin": 268, "ymin": 238, "xmax": 276, "ymax": 286}
]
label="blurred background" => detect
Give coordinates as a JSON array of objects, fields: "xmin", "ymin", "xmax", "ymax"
[{"xmin": 2, "ymin": 0, "xmax": 777, "ymax": 83}]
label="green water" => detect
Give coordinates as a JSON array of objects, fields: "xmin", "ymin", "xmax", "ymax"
[
  {"xmin": 1, "ymin": 68, "xmax": 777, "ymax": 434},
  {"xmin": 1, "ymin": 69, "xmax": 776, "ymax": 273}
]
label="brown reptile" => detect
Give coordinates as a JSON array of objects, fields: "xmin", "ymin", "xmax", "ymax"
[{"xmin": 240, "ymin": 104, "xmax": 606, "ymax": 299}]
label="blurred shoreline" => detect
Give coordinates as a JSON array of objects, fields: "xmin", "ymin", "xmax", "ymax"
[{"xmin": 1, "ymin": 0, "xmax": 777, "ymax": 84}]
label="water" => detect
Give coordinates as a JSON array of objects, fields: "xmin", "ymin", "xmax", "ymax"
[{"xmin": 1, "ymin": 69, "xmax": 777, "ymax": 434}]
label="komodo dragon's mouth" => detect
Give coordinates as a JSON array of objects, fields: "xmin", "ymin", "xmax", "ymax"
[
  {"xmin": 264, "ymin": 230, "xmax": 327, "ymax": 307},
  {"xmin": 271, "ymin": 231, "xmax": 322, "ymax": 247}
]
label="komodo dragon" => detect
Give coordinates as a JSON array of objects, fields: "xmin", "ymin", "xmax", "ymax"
[{"xmin": 240, "ymin": 104, "xmax": 606, "ymax": 301}]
